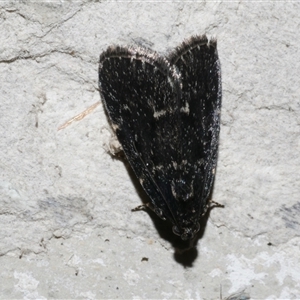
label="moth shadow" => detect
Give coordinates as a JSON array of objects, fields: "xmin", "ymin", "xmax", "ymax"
[{"xmin": 124, "ymin": 159, "xmax": 214, "ymax": 267}]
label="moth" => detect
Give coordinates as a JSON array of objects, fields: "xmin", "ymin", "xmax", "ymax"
[{"xmin": 98, "ymin": 35, "xmax": 221, "ymax": 240}]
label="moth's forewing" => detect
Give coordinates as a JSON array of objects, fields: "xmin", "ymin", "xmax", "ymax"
[
  {"xmin": 168, "ymin": 36, "xmax": 222, "ymax": 238},
  {"xmin": 99, "ymin": 46, "xmax": 182, "ymax": 225}
]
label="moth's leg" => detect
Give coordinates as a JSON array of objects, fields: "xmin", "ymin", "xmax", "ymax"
[
  {"xmin": 209, "ymin": 200, "xmax": 224, "ymax": 208},
  {"xmin": 100, "ymin": 126, "xmax": 123, "ymax": 157},
  {"xmin": 132, "ymin": 203, "xmax": 166, "ymax": 220},
  {"xmin": 131, "ymin": 203, "xmax": 152, "ymax": 212}
]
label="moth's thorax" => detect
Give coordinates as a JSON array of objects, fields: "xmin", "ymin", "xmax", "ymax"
[
  {"xmin": 171, "ymin": 177, "xmax": 194, "ymax": 202},
  {"xmin": 172, "ymin": 222, "xmax": 200, "ymax": 241}
]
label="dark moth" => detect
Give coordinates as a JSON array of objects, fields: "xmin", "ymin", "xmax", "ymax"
[{"xmin": 99, "ymin": 35, "xmax": 221, "ymax": 240}]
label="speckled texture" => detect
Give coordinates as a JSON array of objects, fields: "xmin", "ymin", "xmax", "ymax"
[{"xmin": 1, "ymin": 2, "xmax": 300, "ymax": 299}]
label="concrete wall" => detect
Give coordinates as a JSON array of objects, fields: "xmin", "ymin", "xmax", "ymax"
[{"xmin": 1, "ymin": 1, "xmax": 299, "ymax": 299}]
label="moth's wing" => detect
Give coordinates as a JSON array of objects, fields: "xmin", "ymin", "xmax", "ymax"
[
  {"xmin": 165, "ymin": 35, "xmax": 222, "ymax": 237},
  {"xmin": 99, "ymin": 45, "xmax": 182, "ymax": 224}
]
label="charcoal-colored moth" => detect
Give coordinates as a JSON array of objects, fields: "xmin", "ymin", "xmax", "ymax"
[{"xmin": 99, "ymin": 35, "xmax": 221, "ymax": 240}]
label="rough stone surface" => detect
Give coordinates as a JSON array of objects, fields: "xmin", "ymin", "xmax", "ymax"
[{"xmin": 1, "ymin": 2, "xmax": 299, "ymax": 299}]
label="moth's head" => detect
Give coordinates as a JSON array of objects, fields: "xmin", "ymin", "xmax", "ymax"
[{"xmin": 172, "ymin": 222, "xmax": 200, "ymax": 241}]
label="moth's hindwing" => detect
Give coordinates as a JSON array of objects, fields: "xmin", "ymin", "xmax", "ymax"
[{"xmin": 99, "ymin": 35, "xmax": 221, "ymax": 240}]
